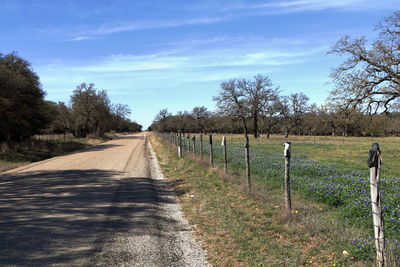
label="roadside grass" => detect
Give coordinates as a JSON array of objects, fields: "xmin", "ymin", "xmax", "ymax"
[
  {"xmin": 201, "ymin": 134, "xmax": 400, "ymax": 263},
  {"xmin": 0, "ymin": 134, "xmax": 110, "ymax": 172},
  {"xmin": 150, "ymin": 133, "xmax": 376, "ymax": 266}
]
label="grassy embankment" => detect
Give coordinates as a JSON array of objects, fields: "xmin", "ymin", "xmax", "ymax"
[
  {"xmin": 149, "ymin": 133, "xmax": 399, "ymax": 266},
  {"xmin": 0, "ymin": 134, "xmax": 115, "ymax": 172}
]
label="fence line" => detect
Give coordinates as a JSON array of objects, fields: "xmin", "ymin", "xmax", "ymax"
[{"xmin": 155, "ymin": 132, "xmax": 389, "ymax": 266}]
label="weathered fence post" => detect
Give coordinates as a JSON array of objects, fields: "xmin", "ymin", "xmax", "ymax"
[
  {"xmin": 244, "ymin": 135, "xmax": 251, "ymax": 192},
  {"xmin": 192, "ymin": 135, "xmax": 196, "ymax": 155},
  {"xmin": 222, "ymin": 136, "xmax": 227, "ymax": 173},
  {"xmin": 187, "ymin": 135, "xmax": 190, "ymax": 154},
  {"xmin": 200, "ymin": 134, "xmax": 203, "ymax": 158},
  {"xmin": 178, "ymin": 132, "xmax": 182, "ymax": 158},
  {"xmin": 368, "ymin": 143, "xmax": 386, "ymax": 267},
  {"xmin": 284, "ymin": 142, "xmax": 292, "ymax": 213},
  {"xmin": 209, "ymin": 134, "xmax": 214, "ymax": 167}
]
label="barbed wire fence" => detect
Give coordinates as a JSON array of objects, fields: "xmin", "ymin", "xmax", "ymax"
[{"xmin": 155, "ymin": 132, "xmax": 390, "ymax": 266}]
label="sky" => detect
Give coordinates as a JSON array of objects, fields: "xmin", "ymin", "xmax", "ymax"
[{"xmin": 0, "ymin": 0, "xmax": 397, "ymax": 128}]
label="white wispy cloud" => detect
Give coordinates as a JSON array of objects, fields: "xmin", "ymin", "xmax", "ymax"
[
  {"xmin": 63, "ymin": 36, "xmax": 98, "ymax": 42},
  {"xmin": 37, "ymin": 35, "xmax": 326, "ymax": 97},
  {"xmin": 223, "ymin": 0, "xmax": 397, "ymax": 13},
  {"xmin": 77, "ymin": 16, "xmax": 229, "ymax": 38}
]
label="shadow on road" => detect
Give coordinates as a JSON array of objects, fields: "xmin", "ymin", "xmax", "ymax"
[{"xmin": 0, "ymin": 169, "xmax": 178, "ymax": 266}]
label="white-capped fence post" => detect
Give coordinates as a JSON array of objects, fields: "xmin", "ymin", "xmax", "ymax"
[
  {"xmin": 178, "ymin": 131, "xmax": 182, "ymax": 158},
  {"xmin": 368, "ymin": 143, "xmax": 386, "ymax": 267},
  {"xmin": 284, "ymin": 142, "xmax": 292, "ymax": 213}
]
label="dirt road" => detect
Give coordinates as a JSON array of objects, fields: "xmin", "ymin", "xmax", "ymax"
[{"xmin": 0, "ymin": 134, "xmax": 208, "ymax": 266}]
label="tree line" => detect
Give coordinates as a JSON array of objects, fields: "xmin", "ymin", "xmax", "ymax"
[
  {"xmin": 149, "ymin": 103, "xmax": 400, "ymax": 138},
  {"xmin": 150, "ymin": 11, "xmax": 400, "ymax": 138},
  {"xmin": 0, "ymin": 53, "xmax": 141, "ymax": 142}
]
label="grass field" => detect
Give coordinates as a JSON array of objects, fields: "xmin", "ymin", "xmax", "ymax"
[{"xmin": 154, "ymin": 133, "xmax": 400, "ymax": 265}]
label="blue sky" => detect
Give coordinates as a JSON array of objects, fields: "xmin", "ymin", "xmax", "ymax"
[{"xmin": 0, "ymin": 1, "xmax": 397, "ymax": 128}]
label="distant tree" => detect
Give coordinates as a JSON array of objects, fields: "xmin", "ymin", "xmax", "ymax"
[
  {"xmin": 281, "ymin": 93, "xmax": 310, "ymax": 137},
  {"xmin": 191, "ymin": 106, "xmax": 211, "ymax": 133},
  {"xmin": 70, "ymin": 83, "xmax": 111, "ymax": 137},
  {"xmin": 237, "ymin": 74, "xmax": 279, "ymax": 138},
  {"xmin": 0, "ymin": 52, "xmax": 46, "ymax": 141},
  {"xmin": 92, "ymin": 89, "xmax": 112, "ymax": 136},
  {"xmin": 154, "ymin": 108, "xmax": 171, "ymax": 132},
  {"xmin": 214, "ymin": 74, "xmax": 279, "ymax": 137},
  {"xmin": 112, "ymin": 103, "xmax": 132, "ymax": 131},
  {"xmin": 214, "ymin": 79, "xmax": 249, "ymax": 135},
  {"xmin": 329, "ymin": 11, "xmax": 400, "ymax": 113},
  {"xmin": 260, "ymin": 96, "xmax": 284, "ymax": 138},
  {"xmin": 54, "ymin": 102, "xmax": 75, "ymax": 134}
]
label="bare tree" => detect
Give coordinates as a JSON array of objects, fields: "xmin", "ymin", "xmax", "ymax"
[
  {"xmin": 214, "ymin": 79, "xmax": 249, "ymax": 135},
  {"xmin": 154, "ymin": 108, "xmax": 171, "ymax": 132},
  {"xmin": 191, "ymin": 106, "xmax": 211, "ymax": 133},
  {"xmin": 329, "ymin": 11, "xmax": 400, "ymax": 113},
  {"xmin": 214, "ymin": 74, "xmax": 279, "ymax": 137},
  {"xmin": 113, "ymin": 103, "xmax": 131, "ymax": 131},
  {"xmin": 260, "ymin": 97, "xmax": 284, "ymax": 138},
  {"xmin": 238, "ymin": 74, "xmax": 279, "ymax": 138},
  {"xmin": 281, "ymin": 93, "xmax": 310, "ymax": 137}
]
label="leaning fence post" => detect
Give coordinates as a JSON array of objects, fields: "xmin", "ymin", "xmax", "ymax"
[
  {"xmin": 200, "ymin": 134, "xmax": 203, "ymax": 158},
  {"xmin": 368, "ymin": 143, "xmax": 386, "ymax": 267},
  {"xmin": 209, "ymin": 134, "xmax": 214, "ymax": 167},
  {"xmin": 222, "ymin": 136, "xmax": 227, "ymax": 173},
  {"xmin": 284, "ymin": 142, "xmax": 292, "ymax": 213},
  {"xmin": 244, "ymin": 135, "xmax": 251, "ymax": 192}
]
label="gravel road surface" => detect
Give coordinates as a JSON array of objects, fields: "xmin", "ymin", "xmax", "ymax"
[{"xmin": 0, "ymin": 134, "xmax": 208, "ymax": 266}]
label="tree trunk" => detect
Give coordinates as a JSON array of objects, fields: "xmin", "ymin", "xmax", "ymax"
[
  {"xmin": 253, "ymin": 112, "xmax": 259, "ymax": 139},
  {"xmin": 241, "ymin": 117, "xmax": 248, "ymax": 136}
]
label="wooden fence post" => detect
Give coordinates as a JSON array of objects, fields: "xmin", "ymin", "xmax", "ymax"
[
  {"xmin": 178, "ymin": 132, "xmax": 182, "ymax": 158},
  {"xmin": 284, "ymin": 142, "xmax": 292, "ymax": 213},
  {"xmin": 192, "ymin": 135, "xmax": 196, "ymax": 155},
  {"xmin": 209, "ymin": 134, "xmax": 214, "ymax": 167},
  {"xmin": 222, "ymin": 136, "xmax": 227, "ymax": 173},
  {"xmin": 368, "ymin": 143, "xmax": 386, "ymax": 267},
  {"xmin": 187, "ymin": 135, "xmax": 190, "ymax": 154},
  {"xmin": 244, "ymin": 135, "xmax": 251, "ymax": 192},
  {"xmin": 200, "ymin": 134, "xmax": 203, "ymax": 158}
]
